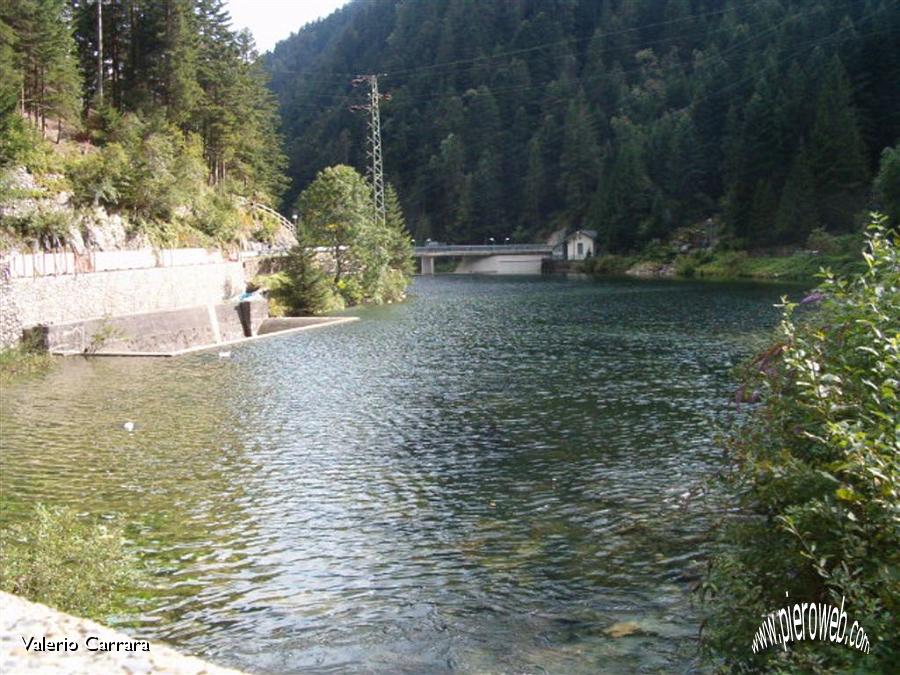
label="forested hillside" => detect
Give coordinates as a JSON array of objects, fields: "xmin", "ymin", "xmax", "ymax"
[
  {"xmin": 1, "ymin": 0, "xmax": 286, "ymax": 248},
  {"xmin": 267, "ymin": 0, "xmax": 900, "ymax": 249}
]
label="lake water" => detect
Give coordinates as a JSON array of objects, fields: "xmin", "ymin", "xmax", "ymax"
[{"xmin": 0, "ymin": 275, "xmax": 803, "ymax": 673}]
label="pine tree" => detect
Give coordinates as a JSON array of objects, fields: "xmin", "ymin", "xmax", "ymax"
[
  {"xmin": 875, "ymin": 145, "xmax": 900, "ymax": 225},
  {"xmin": 747, "ymin": 179, "xmax": 778, "ymax": 245},
  {"xmin": 596, "ymin": 116, "xmax": 654, "ymax": 248},
  {"xmin": 775, "ymin": 145, "xmax": 818, "ymax": 243},
  {"xmin": 471, "ymin": 149, "xmax": 503, "ymax": 235},
  {"xmin": 558, "ymin": 90, "xmax": 599, "ymax": 225},
  {"xmin": 3, "ymin": 0, "xmax": 81, "ymax": 134},
  {"xmin": 809, "ymin": 56, "xmax": 870, "ymax": 231},
  {"xmin": 282, "ymin": 237, "xmax": 332, "ymax": 315},
  {"xmin": 523, "ymin": 134, "xmax": 545, "ymax": 229}
]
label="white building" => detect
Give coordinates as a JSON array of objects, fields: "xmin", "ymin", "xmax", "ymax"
[{"xmin": 562, "ymin": 229, "xmax": 597, "ymax": 260}]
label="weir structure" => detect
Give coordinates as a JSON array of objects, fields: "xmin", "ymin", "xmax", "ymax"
[{"xmin": 413, "ymin": 244, "xmax": 553, "ymax": 275}]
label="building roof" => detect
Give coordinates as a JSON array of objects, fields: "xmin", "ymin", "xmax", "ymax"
[{"xmin": 565, "ymin": 229, "xmax": 597, "ymax": 241}]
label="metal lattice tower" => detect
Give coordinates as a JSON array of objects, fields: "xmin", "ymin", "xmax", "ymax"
[{"xmin": 351, "ymin": 75, "xmax": 388, "ymax": 227}]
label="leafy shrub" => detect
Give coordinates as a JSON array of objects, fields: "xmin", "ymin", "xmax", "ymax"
[
  {"xmin": 0, "ymin": 333, "xmax": 53, "ymax": 382},
  {"xmin": 3, "ymin": 207, "xmax": 73, "ymax": 247},
  {"xmin": 641, "ymin": 237, "xmax": 675, "ymax": 263},
  {"xmin": 67, "ymin": 143, "xmax": 129, "ymax": 207},
  {"xmin": 674, "ymin": 250, "xmax": 713, "ymax": 277},
  {"xmin": 875, "ymin": 145, "xmax": 899, "ymax": 225},
  {"xmin": 805, "ymin": 227, "xmax": 857, "ymax": 256},
  {"xmin": 336, "ymin": 275, "xmax": 365, "ymax": 306},
  {"xmin": 133, "ymin": 216, "xmax": 212, "ymax": 249},
  {"xmin": 579, "ymin": 254, "xmax": 635, "ymax": 275},
  {"xmin": 702, "ymin": 216, "xmax": 899, "ymax": 672},
  {"xmin": 189, "ymin": 187, "xmax": 242, "ymax": 242},
  {"xmin": 0, "ymin": 504, "xmax": 137, "ymax": 620},
  {"xmin": 0, "ymin": 111, "xmax": 55, "ymax": 172},
  {"xmin": 694, "ymin": 250, "xmax": 749, "ymax": 277},
  {"xmin": 126, "ymin": 127, "xmax": 206, "ymax": 221}
]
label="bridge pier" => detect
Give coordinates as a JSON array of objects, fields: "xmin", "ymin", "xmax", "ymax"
[{"xmin": 420, "ymin": 256, "xmax": 435, "ymax": 275}]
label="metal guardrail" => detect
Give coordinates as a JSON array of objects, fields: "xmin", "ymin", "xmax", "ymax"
[
  {"xmin": 413, "ymin": 244, "xmax": 552, "ymax": 255},
  {"xmin": 240, "ymin": 199, "xmax": 296, "ymax": 235}
]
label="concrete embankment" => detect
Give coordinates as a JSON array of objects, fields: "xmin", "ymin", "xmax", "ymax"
[
  {"xmin": 1, "ymin": 250, "xmax": 357, "ymax": 355},
  {"xmin": 25, "ymin": 301, "xmax": 357, "ymax": 357},
  {"xmin": 0, "ymin": 591, "xmax": 245, "ymax": 674}
]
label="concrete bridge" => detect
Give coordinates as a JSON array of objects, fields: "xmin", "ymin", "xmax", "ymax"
[{"xmin": 414, "ymin": 244, "xmax": 553, "ymax": 275}]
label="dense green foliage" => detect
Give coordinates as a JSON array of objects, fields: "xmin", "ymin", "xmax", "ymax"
[
  {"xmin": 0, "ymin": 504, "xmax": 137, "ymax": 620},
  {"xmin": 580, "ymin": 228, "xmax": 864, "ymax": 280},
  {"xmin": 876, "ymin": 145, "xmax": 900, "ymax": 226},
  {"xmin": 0, "ymin": 334, "xmax": 54, "ymax": 382},
  {"xmin": 291, "ymin": 164, "xmax": 412, "ymax": 307},
  {"xmin": 267, "ymin": 238, "xmax": 338, "ymax": 316},
  {"xmin": 268, "ymin": 0, "xmax": 899, "ymax": 249},
  {"xmin": 702, "ymin": 217, "xmax": 899, "ymax": 672},
  {"xmin": 0, "ymin": 0, "xmax": 287, "ymax": 241}
]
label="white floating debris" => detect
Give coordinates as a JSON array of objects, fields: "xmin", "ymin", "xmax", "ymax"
[
  {"xmin": 218, "ymin": 351, "xmax": 232, "ymax": 359},
  {"xmin": 122, "ymin": 422, "xmax": 135, "ymax": 432}
]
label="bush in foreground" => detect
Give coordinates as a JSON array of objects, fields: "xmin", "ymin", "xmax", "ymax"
[
  {"xmin": 702, "ymin": 216, "xmax": 898, "ymax": 672},
  {"xmin": 0, "ymin": 334, "xmax": 53, "ymax": 382},
  {"xmin": 0, "ymin": 504, "xmax": 137, "ymax": 621}
]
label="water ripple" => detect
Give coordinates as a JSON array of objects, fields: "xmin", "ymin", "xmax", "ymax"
[{"xmin": 0, "ymin": 275, "xmax": 802, "ymax": 674}]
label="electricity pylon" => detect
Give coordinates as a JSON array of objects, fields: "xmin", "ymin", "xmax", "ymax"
[{"xmin": 351, "ymin": 74, "xmax": 389, "ymax": 227}]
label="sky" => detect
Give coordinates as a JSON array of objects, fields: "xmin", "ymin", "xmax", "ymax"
[{"xmin": 226, "ymin": 0, "xmax": 350, "ymax": 52}]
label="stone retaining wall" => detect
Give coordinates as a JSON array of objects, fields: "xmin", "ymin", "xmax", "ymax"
[
  {"xmin": 0, "ymin": 277, "xmax": 22, "ymax": 349},
  {"xmin": 0, "ymin": 262, "xmax": 246, "ymax": 348}
]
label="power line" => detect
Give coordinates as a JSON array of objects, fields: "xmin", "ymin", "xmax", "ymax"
[
  {"xmin": 271, "ymin": 0, "xmax": 772, "ymax": 81},
  {"xmin": 273, "ymin": 0, "xmax": 868, "ymax": 113}
]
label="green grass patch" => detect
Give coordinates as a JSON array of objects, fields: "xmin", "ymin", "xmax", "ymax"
[{"xmin": 691, "ymin": 249, "xmax": 863, "ymax": 280}]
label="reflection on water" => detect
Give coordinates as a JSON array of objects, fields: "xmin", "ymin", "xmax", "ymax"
[{"xmin": 0, "ymin": 276, "xmax": 801, "ymax": 673}]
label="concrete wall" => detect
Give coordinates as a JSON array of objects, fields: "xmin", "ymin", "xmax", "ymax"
[
  {"xmin": 454, "ymin": 254, "xmax": 544, "ymax": 275},
  {"xmin": 30, "ymin": 298, "xmax": 268, "ymax": 354},
  {"xmin": 7, "ymin": 262, "xmax": 245, "ymax": 331}
]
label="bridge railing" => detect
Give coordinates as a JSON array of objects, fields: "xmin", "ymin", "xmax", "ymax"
[{"xmin": 413, "ymin": 244, "xmax": 552, "ymax": 254}]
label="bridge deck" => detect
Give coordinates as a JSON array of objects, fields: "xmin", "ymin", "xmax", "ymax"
[{"xmin": 414, "ymin": 244, "xmax": 552, "ymax": 257}]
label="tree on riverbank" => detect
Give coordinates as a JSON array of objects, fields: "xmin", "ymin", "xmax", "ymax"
[
  {"xmin": 291, "ymin": 164, "xmax": 413, "ymax": 308},
  {"xmin": 702, "ymin": 215, "xmax": 899, "ymax": 671},
  {"xmin": 0, "ymin": 0, "xmax": 287, "ymax": 249}
]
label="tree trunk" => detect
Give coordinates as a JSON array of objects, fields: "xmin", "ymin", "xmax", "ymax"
[{"xmin": 97, "ymin": 0, "xmax": 104, "ymax": 106}]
